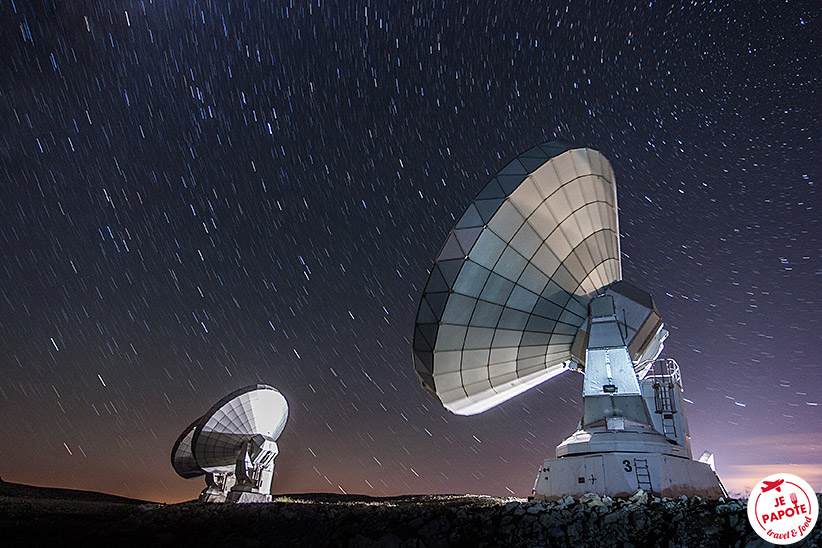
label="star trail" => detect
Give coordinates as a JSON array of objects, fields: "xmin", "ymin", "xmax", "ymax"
[{"xmin": 0, "ymin": 1, "xmax": 819, "ymax": 503}]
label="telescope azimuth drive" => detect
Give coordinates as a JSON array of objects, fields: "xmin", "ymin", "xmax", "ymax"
[{"xmin": 413, "ymin": 142, "xmax": 725, "ymax": 500}]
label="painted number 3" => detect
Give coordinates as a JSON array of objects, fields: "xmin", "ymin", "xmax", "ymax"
[{"xmin": 623, "ymin": 460, "xmax": 632, "ymax": 472}]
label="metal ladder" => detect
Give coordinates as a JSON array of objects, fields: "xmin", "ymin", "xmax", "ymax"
[
  {"xmin": 653, "ymin": 377, "xmax": 677, "ymax": 439},
  {"xmin": 634, "ymin": 458, "xmax": 652, "ymax": 492}
]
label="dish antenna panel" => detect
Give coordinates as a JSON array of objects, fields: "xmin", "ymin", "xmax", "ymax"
[
  {"xmin": 413, "ymin": 142, "xmax": 725, "ymax": 499},
  {"xmin": 171, "ymin": 384, "xmax": 288, "ymax": 503}
]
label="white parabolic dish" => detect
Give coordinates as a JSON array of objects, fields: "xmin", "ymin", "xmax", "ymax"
[
  {"xmin": 171, "ymin": 418, "xmax": 202, "ymax": 479},
  {"xmin": 413, "ymin": 142, "xmax": 622, "ymax": 415},
  {"xmin": 171, "ymin": 384, "xmax": 288, "ymax": 476}
]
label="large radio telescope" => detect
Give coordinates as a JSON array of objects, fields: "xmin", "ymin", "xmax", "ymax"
[
  {"xmin": 171, "ymin": 384, "xmax": 288, "ymax": 503},
  {"xmin": 413, "ymin": 142, "xmax": 725, "ymax": 499}
]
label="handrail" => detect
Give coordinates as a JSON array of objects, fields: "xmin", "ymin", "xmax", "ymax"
[{"xmin": 638, "ymin": 357, "xmax": 681, "ymax": 385}]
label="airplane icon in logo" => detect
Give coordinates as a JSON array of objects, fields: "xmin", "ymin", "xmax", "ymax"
[{"xmin": 762, "ymin": 479, "xmax": 784, "ymax": 493}]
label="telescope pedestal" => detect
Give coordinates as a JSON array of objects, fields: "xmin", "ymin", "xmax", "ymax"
[{"xmin": 532, "ymin": 427, "xmax": 725, "ymax": 501}]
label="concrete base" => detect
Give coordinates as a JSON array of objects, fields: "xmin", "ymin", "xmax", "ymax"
[
  {"xmin": 226, "ymin": 487, "xmax": 272, "ymax": 503},
  {"xmin": 199, "ymin": 486, "xmax": 228, "ymax": 503},
  {"xmin": 532, "ymin": 451, "xmax": 725, "ymax": 501}
]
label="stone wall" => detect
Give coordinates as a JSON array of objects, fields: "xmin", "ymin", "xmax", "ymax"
[{"xmin": 3, "ymin": 489, "xmax": 821, "ymax": 547}]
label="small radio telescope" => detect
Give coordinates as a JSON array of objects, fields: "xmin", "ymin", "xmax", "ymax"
[
  {"xmin": 171, "ymin": 384, "xmax": 288, "ymax": 503},
  {"xmin": 413, "ymin": 142, "xmax": 725, "ymax": 499}
]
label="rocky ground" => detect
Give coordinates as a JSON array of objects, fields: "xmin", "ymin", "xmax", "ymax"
[{"xmin": 1, "ymin": 479, "xmax": 819, "ymax": 547}]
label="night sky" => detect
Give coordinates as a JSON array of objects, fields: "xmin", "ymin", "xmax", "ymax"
[{"xmin": 1, "ymin": 1, "xmax": 819, "ymax": 504}]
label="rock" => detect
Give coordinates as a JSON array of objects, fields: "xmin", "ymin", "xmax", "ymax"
[
  {"xmin": 418, "ymin": 516, "xmax": 449, "ymax": 537},
  {"xmin": 546, "ymin": 525, "xmax": 565, "ymax": 538},
  {"xmin": 628, "ymin": 489, "xmax": 649, "ymax": 504},
  {"xmin": 351, "ymin": 534, "xmax": 402, "ymax": 548},
  {"xmin": 743, "ymin": 536, "xmax": 776, "ymax": 548},
  {"xmin": 715, "ymin": 501, "xmax": 741, "ymax": 515},
  {"xmin": 603, "ymin": 511, "xmax": 621, "ymax": 525},
  {"xmin": 504, "ymin": 501, "xmax": 519, "ymax": 513},
  {"xmin": 630, "ymin": 512, "xmax": 647, "ymax": 530},
  {"xmin": 579, "ymin": 493, "xmax": 602, "ymax": 504},
  {"xmin": 566, "ymin": 522, "xmax": 583, "ymax": 538},
  {"xmin": 555, "ymin": 494, "xmax": 575, "ymax": 508},
  {"xmin": 520, "ymin": 514, "xmax": 537, "ymax": 527},
  {"xmin": 538, "ymin": 513, "xmax": 556, "ymax": 528},
  {"xmin": 526, "ymin": 503, "xmax": 543, "ymax": 515},
  {"xmin": 408, "ymin": 517, "xmax": 426, "ymax": 530}
]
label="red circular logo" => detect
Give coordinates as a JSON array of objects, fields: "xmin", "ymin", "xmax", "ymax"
[{"xmin": 747, "ymin": 473, "xmax": 818, "ymax": 544}]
